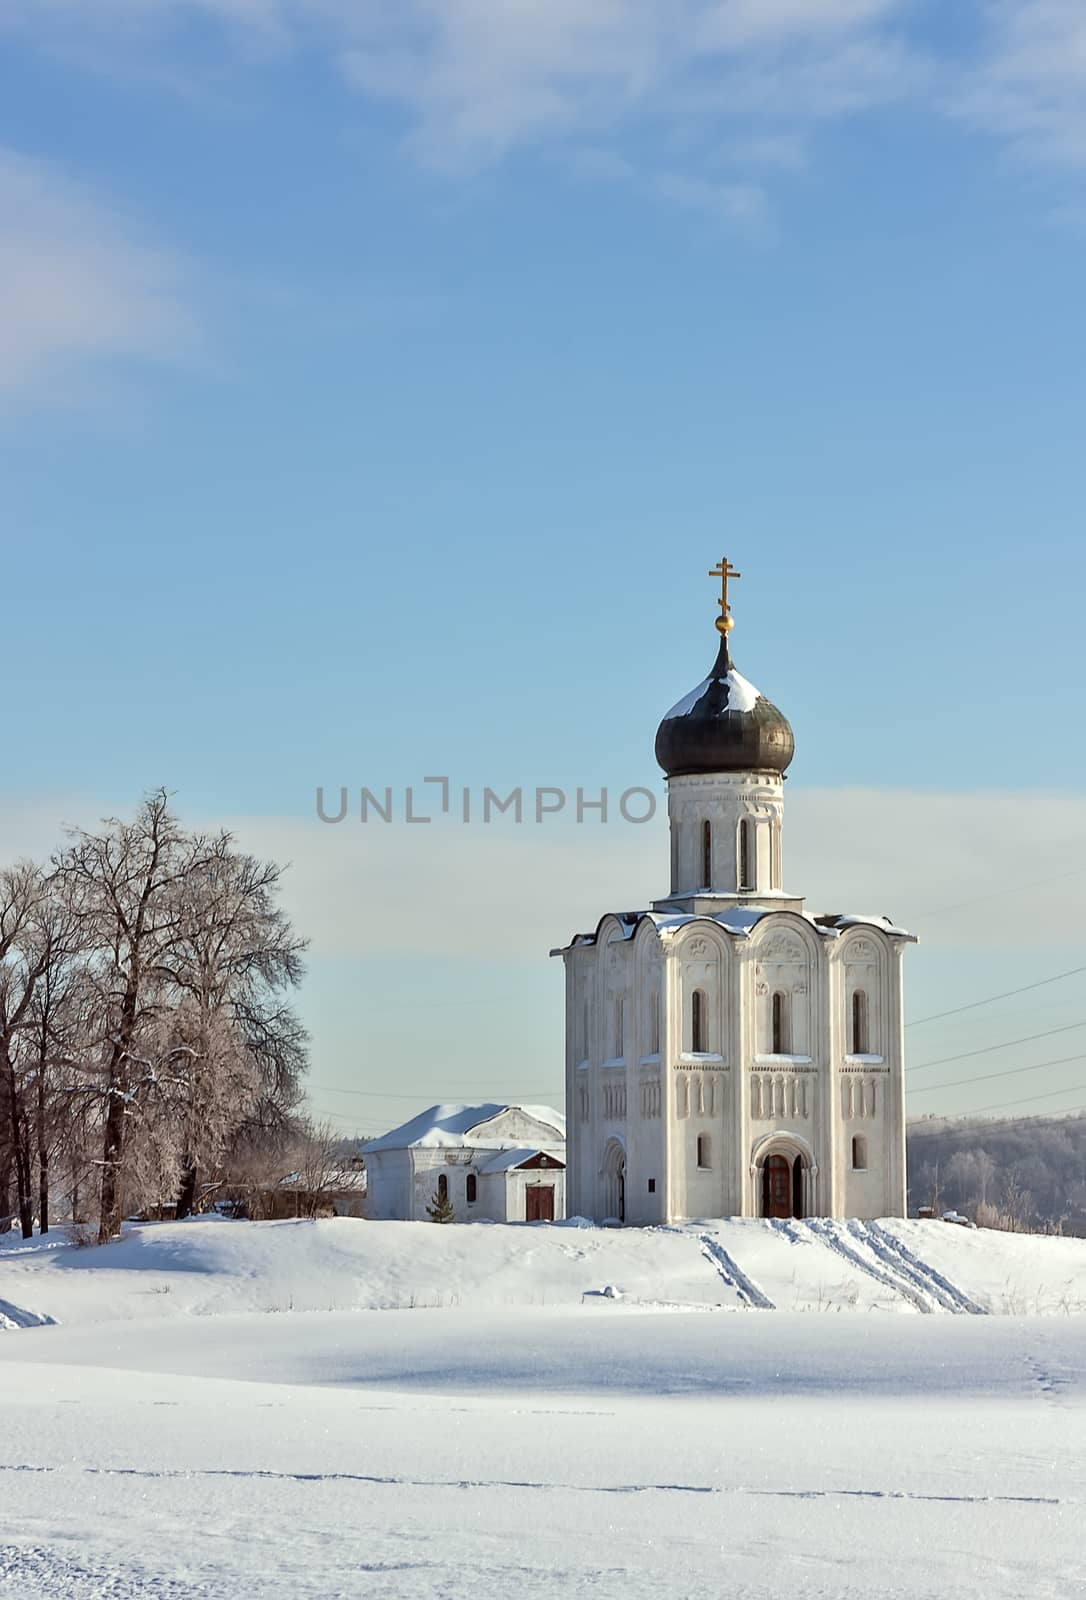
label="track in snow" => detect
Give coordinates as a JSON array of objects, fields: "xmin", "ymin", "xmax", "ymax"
[
  {"xmin": 697, "ymin": 1235, "xmax": 774, "ymax": 1310},
  {"xmin": 0, "ymin": 1298, "xmax": 54, "ymax": 1331},
  {"xmin": 804, "ymin": 1219, "xmax": 936, "ymax": 1313},
  {"xmin": 857, "ymin": 1222, "xmax": 986, "ymax": 1315}
]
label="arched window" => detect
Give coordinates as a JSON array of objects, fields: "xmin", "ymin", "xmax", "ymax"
[
  {"xmin": 466, "ymin": 1173, "xmax": 477, "ymax": 1204},
  {"xmin": 738, "ymin": 818, "xmax": 754, "ymax": 891},
  {"xmin": 691, "ymin": 988, "xmax": 707, "ymax": 1053},
  {"xmin": 650, "ymin": 994, "xmax": 660, "ymax": 1055},
  {"xmin": 614, "ymin": 995, "xmax": 625, "ymax": 1058},
  {"xmin": 851, "ymin": 1135, "xmax": 867, "ymax": 1172},
  {"xmin": 771, "ymin": 991, "xmax": 790, "ymax": 1054},
  {"xmin": 702, "ymin": 820, "xmax": 712, "ymax": 888},
  {"xmin": 851, "ymin": 989, "xmax": 869, "ymax": 1055},
  {"xmin": 696, "ymin": 1133, "xmax": 711, "ymax": 1169},
  {"xmin": 437, "ymin": 1173, "xmax": 448, "ymax": 1201}
]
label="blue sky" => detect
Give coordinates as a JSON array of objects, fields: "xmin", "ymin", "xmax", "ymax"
[{"xmin": 2, "ymin": 0, "xmax": 1084, "ymax": 1134}]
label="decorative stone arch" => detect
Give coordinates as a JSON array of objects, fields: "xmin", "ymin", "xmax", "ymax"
[
  {"xmin": 600, "ymin": 1136, "xmax": 627, "ymax": 1224},
  {"xmin": 748, "ymin": 912, "xmax": 823, "ymax": 1060},
  {"xmin": 836, "ymin": 925, "xmax": 891, "ymax": 1060},
  {"xmin": 633, "ymin": 918, "xmax": 665, "ymax": 1058},
  {"xmin": 749, "ymin": 1129, "xmax": 819, "ymax": 1220},
  {"xmin": 673, "ymin": 919, "xmax": 731, "ymax": 1056}
]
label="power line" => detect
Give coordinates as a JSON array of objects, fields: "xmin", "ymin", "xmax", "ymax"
[
  {"xmin": 916, "ymin": 1050, "xmax": 1085, "ymax": 1096},
  {"xmin": 908, "ymin": 1019, "xmax": 1086, "ymax": 1074},
  {"xmin": 962, "ymin": 1084, "xmax": 1086, "ymax": 1117},
  {"xmin": 906, "ymin": 964, "xmax": 1086, "ymax": 1028},
  {"xmin": 923, "ymin": 864, "xmax": 1086, "ymax": 918}
]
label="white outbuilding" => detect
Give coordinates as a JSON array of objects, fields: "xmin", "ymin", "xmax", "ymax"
[{"xmin": 362, "ymin": 1103, "xmax": 566, "ymax": 1223}]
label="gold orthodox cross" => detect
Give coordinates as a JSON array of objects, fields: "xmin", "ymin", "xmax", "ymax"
[{"xmin": 709, "ymin": 557, "xmax": 741, "ymax": 634}]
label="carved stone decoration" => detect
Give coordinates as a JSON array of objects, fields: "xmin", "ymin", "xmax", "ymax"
[
  {"xmin": 755, "ymin": 981, "xmax": 769, "ymax": 997},
  {"xmin": 640, "ymin": 1077, "xmax": 661, "ymax": 1119},
  {"xmin": 688, "ymin": 936, "xmax": 711, "ymax": 959},
  {"xmin": 760, "ymin": 935, "xmax": 805, "ymax": 963}
]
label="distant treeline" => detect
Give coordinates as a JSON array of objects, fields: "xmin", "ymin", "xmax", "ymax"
[{"xmin": 907, "ymin": 1113, "xmax": 1086, "ymax": 1235}]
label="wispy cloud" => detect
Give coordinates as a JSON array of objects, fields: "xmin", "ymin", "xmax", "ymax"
[
  {"xmin": 7, "ymin": 2, "xmax": 1086, "ymax": 222},
  {"xmin": 0, "ymin": 148, "xmax": 200, "ymax": 397},
  {"xmin": 1, "ymin": 0, "xmax": 925, "ymax": 222},
  {"xmin": 956, "ymin": 0, "xmax": 1086, "ymax": 169}
]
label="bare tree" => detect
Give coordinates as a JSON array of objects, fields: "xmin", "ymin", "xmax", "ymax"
[
  {"xmin": 0, "ymin": 864, "xmax": 75, "ymax": 1238},
  {"xmin": 156, "ymin": 835, "xmax": 307, "ymax": 1219},
  {"xmin": 55, "ymin": 791, "xmax": 214, "ymax": 1242}
]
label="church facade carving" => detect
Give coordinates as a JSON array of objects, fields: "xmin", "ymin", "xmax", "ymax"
[{"xmin": 552, "ymin": 561, "xmax": 914, "ymax": 1224}]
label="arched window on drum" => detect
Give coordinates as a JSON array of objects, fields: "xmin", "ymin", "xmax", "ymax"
[{"xmin": 851, "ymin": 989, "xmax": 869, "ymax": 1055}]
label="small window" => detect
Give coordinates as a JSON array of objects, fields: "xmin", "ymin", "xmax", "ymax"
[
  {"xmin": 650, "ymin": 994, "xmax": 660, "ymax": 1055},
  {"xmin": 614, "ymin": 995, "xmax": 625, "ymax": 1058},
  {"xmin": 772, "ymin": 990, "xmax": 790, "ymax": 1054},
  {"xmin": 851, "ymin": 1135, "xmax": 867, "ymax": 1171},
  {"xmin": 691, "ymin": 988, "xmax": 707, "ymax": 1053},
  {"xmin": 696, "ymin": 1134, "xmax": 711, "ymax": 1170},
  {"xmin": 851, "ymin": 989, "xmax": 869, "ymax": 1055},
  {"xmin": 738, "ymin": 818, "xmax": 753, "ymax": 891},
  {"xmin": 466, "ymin": 1173, "xmax": 477, "ymax": 1204},
  {"xmin": 647, "ymin": 1178, "xmax": 656, "ymax": 1194},
  {"xmin": 702, "ymin": 819, "xmax": 712, "ymax": 888},
  {"xmin": 437, "ymin": 1173, "xmax": 448, "ymax": 1201}
]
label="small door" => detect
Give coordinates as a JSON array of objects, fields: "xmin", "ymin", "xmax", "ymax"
[
  {"xmin": 526, "ymin": 1185, "xmax": 555, "ymax": 1222},
  {"xmin": 762, "ymin": 1155, "xmax": 792, "ymax": 1219}
]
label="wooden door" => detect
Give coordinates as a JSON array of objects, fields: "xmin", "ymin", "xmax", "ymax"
[
  {"xmin": 526, "ymin": 1185, "xmax": 555, "ymax": 1222},
  {"xmin": 763, "ymin": 1155, "xmax": 791, "ymax": 1219}
]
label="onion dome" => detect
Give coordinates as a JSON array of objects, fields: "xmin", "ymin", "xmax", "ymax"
[{"xmin": 654, "ymin": 560, "xmax": 794, "ymax": 779}]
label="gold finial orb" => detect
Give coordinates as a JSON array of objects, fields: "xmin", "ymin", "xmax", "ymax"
[{"xmin": 708, "ymin": 556, "xmax": 741, "ymax": 635}]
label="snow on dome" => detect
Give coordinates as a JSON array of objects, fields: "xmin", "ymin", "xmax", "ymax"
[
  {"xmin": 663, "ymin": 668, "xmax": 762, "ymax": 721},
  {"xmin": 654, "ymin": 633, "xmax": 794, "ymax": 780}
]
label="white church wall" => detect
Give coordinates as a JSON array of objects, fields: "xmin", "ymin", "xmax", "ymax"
[
  {"xmin": 363, "ymin": 1149, "xmax": 413, "ymax": 1221},
  {"xmin": 829, "ymin": 927, "xmax": 906, "ymax": 1217},
  {"xmin": 665, "ymin": 772, "xmax": 785, "ymax": 898}
]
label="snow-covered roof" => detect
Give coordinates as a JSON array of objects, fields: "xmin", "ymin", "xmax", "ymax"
[
  {"xmin": 275, "ymin": 1166, "xmax": 367, "ymax": 1192},
  {"xmin": 552, "ymin": 906, "xmax": 914, "ymax": 956},
  {"xmin": 478, "ymin": 1146, "xmax": 566, "ymax": 1175},
  {"xmin": 363, "ymin": 1102, "xmax": 566, "ymax": 1154}
]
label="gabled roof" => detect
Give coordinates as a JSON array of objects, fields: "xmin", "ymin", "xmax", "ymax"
[
  {"xmin": 362, "ymin": 1102, "xmax": 566, "ymax": 1154},
  {"xmin": 478, "ymin": 1146, "xmax": 566, "ymax": 1175}
]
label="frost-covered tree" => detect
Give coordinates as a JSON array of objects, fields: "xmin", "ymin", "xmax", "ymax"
[
  {"xmin": 154, "ymin": 835, "xmax": 307, "ymax": 1218},
  {"xmin": 0, "ymin": 864, "xmax": 79, "ymax": 1238}
]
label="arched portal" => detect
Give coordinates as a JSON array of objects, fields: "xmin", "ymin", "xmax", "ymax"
[
  {"xmin": 602, "ymin": 1138, "xmax": 626, "ymax": 1224},
  {"xmin": 752, "ymin": 1134, "xmax": 815, "ymax": 1220}
]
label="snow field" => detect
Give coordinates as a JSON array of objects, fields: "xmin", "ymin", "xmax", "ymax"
[{"xmin": 0, "ymin": 1218, "xmax": 1084, "ymax": 1598}]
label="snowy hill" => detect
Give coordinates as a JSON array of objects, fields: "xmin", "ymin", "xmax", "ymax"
[
  {"xmin": 2, "ymin": 1213, "xmax": 1084, "ymax": 1328},
  {"xmin": 0, "ymin": 1217, "xmax": 1084, "ymax": 1599}
]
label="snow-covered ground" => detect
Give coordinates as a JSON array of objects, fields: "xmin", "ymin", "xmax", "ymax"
[{"xmin": 1, "ymin": 1217, "xmax": 1083, "ymax": 1597}]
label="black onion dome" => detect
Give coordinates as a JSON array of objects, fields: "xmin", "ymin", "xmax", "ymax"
[{"xmin": 654, "ymin": 632, "xmax": 794, "ymax": 778}]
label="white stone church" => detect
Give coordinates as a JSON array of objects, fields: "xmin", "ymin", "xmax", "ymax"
[{"xmin": 553, "ymin": 560, "xmax": 914, "ymax": 1225}]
